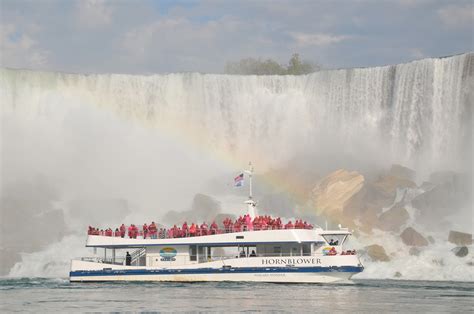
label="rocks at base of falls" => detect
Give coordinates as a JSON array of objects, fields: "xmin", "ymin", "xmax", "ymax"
[
  {"xmin": 378, "ymin": 207, "xmax": 410, "ymax": 232},
  {"xmin": 411, "ymin": 171, "xmax": 470, "ymax": 227},
  {"xmin": 409, "ymin": 247, "xmax": 421, "ymax": 256},
  {"xmin": 389, "ymin": 164, "xmax": 416, "ymax": 181},
  {"xmin": 163, "ymin": 193, "xmax": 221, "ymax": 225},
  {"xmin": 452, "ymin": 246, "xmax": 469, "ymax": 258},
  {"xmin": 400, "ymin": 227, "xmax": 429, "ymax": 247},
  {"xmin": 309, "ymin": 164, "xmax": 417, "ymax": 233},
  {"xmin": 365, "ymin": 244, "xmax": 390, "ymax": 262},
  {"xmin": 311, "ymin": 169, "xmax": 365, "ymax": 217},
  {"xmin": 448, "ymin": 230, "xmax": 473, "ymax": 246}
]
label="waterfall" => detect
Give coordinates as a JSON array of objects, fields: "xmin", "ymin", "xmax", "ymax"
[{"xmin": 1, "ymin": 53, "xmax": 472, "ymax": 174}]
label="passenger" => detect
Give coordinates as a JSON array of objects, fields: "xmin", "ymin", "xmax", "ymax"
[
  {"xmin": 200, "ymin": 222, "xmax": 208, "ymax": 236},
  {"xmin": 329, "ymin": 239, "xmax": 334, "ymax": 245},
  {"xmin": 189, "ymin": 223, "xmax": 196, "ymax": 237},
  {"xmin": 142, "ymin": 223, "xmax": 148, "ymax": 239},
  {"xmin": 149, "ymin": 222, "xmax": 157, "ymax": 239},
  {"xmin": 120, "ymin": 224, "xmax": 126, "ymax": 238},
  {"xmin": 239, "ymin": 250, "xmax": 246, "ymax": 258},
  {"xmin": 244, "ymin": 215, "xmax": 251, "ymax": 231},
  {"xmin": 182, "ymin": 222, "xmax": 188, "ymax": 237},
  {"xmin": 210, "ymin": 221, "xmax": 218, "ymax": 235},
  {"xmin": 115, "ymin": 228, "xmax": 120, "ymax": 237},
  {"xmin": 250, "ymin": 250, "xmax": 257, "ymax": 257},
  {"xmin": 195, "ymin": 224, "xmax": 201, "ymax": 236},
  {"xmin": 125, "ymin": 251, "xmax": 131, "ymax": 266}
]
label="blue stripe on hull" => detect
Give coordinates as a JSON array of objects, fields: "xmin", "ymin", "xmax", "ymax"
[{"xmin": 70, "ymin": 266, "xmax": 364, "ymax": 277}]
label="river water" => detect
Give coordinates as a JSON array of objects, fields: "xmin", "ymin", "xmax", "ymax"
[{"xmin": 1, "ymin": 278, "xmax": 472, "ymax": 312}]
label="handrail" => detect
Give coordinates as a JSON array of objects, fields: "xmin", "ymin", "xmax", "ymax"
[{"xmin": 88, "ymin": 225, "xmax": 316, "ymax": 239}]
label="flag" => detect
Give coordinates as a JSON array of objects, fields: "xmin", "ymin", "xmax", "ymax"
[{"xmin": 234, "ymin": 173, "xmax": 244, "ymax": 187}]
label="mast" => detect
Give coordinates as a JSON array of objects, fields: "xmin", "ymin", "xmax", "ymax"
[{"xmin": 244, "ymin": 162, "xmax": 257, "ymax": 218}]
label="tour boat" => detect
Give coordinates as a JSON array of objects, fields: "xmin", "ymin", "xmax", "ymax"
[{"xmin": 70, "ymin": 164, "xmax": 364, "ymax": 283}]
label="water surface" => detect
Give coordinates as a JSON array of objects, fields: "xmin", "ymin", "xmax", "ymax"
[{"xmin": 1, "ymin": 278, "xmax": 472, "ymax": 312}]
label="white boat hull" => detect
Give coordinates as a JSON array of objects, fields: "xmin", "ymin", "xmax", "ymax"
[
  {"xmin": 70, "ymin": 271, "xmax": 356, "ymax": 283},
  {"xmin": 70, "ymin": 258, "xmax": 363, "ymax": 283}
]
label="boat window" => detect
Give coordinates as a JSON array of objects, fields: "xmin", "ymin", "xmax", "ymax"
[
  {"xmin": 322, "ymin": 234, "xmax": 347, "ymax": 245},
  {"xmin": 273, "ymin": 246, "xmax": 281, "ymax": 256},
  {"xmin": 189, "ymin": 245, "xmax": 197, "ymax": 261},
  {"xmin": 302, "ymin": 243, "xmax": 311, "ymax": 256}
]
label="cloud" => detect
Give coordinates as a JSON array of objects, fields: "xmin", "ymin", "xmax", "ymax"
[
  {"xmin": 0, "ymin": 0, "xmax": 472, "ymax": 73},
  {"xmin": 76, "ymin": 0, "xmax": 113, "ymax": 28},
  {"xmin": 0, "ymin": 23, "xmax": 49, "ymax": 68},
  {"xmin": 290, "ymin": 32, "xmax": 351, "ymax": 47},
  {"xmin": 438, "ymin": 4, "xmax": 474, "ymax": 29}
]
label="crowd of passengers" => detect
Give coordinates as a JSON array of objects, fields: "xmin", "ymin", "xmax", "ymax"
[{"xmin": 87, "ymin": 214, "xmax": 314, "ymax": 239}]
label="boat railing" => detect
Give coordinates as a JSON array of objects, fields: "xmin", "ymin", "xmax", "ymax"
[
  {"xmin": 89, "ymin": 224, "xmax": 315, "ymax": 239},
  {"xmin": 80, "ymin": 257, "xmax": 125, "ymax": 265}
]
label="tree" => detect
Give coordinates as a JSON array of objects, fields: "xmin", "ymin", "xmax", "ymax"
[
  {"xmin": 286, "ymin": 53, "xmax": 318, "ymax": 75},
  {"xmin": 224, "ymin": 53, "xmax": 320, "ymax": 75}
]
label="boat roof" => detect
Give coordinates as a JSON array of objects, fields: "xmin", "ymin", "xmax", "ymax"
[{"xmin": 85, "ymin": 228, "xmax": 351, "ymax": 248}]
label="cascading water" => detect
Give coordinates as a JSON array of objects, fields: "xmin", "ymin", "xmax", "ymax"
[{"xmin": 1, "ymin": 53, "xmax": 472, "ymax": 279}]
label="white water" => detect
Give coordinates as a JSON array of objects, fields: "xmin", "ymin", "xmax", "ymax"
[{"xmin": 1, "ymin": 53, "xmax": 473, "ymax": 279}]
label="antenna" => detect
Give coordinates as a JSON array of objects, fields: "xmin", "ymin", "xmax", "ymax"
[
  {"xmin": 244, "ymin": 162, "xmax": 256, "ymax": 218},
  {"xmin": 245, "ymin": 161, "xmax": 253, "ymax": 200}
]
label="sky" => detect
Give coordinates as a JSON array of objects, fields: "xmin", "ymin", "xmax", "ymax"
[{"xmin": 0, "ymin": 0, "xmax": 473, "ymax": 74}]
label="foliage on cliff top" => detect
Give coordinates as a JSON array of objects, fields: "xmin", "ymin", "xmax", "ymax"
[{"xmin": 225, "ymin": 53, "xmax": 320, "ymax": 75}]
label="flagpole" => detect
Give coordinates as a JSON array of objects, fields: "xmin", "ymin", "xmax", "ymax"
[
  {"xmin": 244, "ymin": 162, "xmax": 256, "ymax": 218},
  {"xmin": 248, "ymin": 162, "xmax": 253, "ymax": 200}
]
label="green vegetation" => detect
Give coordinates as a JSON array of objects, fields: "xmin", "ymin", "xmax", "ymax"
[{"xmin": 224, "ymin": 53, "xmax": 320, "ymax": 75}]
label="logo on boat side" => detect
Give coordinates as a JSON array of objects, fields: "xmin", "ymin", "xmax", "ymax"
[{"xmin": 160, "ymin": 247, "xmax": 177, "ymax": 261}]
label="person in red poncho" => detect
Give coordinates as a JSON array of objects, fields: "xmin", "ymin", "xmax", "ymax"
[
  {"xmin": 189, "ymin": 223, "xmax": 197, "ymax": 237},
  {"xmin": 210, "ymin": 221, "xmax": 218, "ymax": 235},
  {"xmin": 120, "ymin": 224, "xmax": 126, "ymax": 238}
]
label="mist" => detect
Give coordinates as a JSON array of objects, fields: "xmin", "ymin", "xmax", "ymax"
[{"xmin": 0, "ymin": 53, "xmax": 472, "ymax": 277}]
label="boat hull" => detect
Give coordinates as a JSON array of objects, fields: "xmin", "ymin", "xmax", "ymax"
[{"xmin": 70, "ymin": 266, "xmax": 363, "ymax": 283}]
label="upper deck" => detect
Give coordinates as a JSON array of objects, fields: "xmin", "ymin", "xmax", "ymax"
[{"xmin": 86, "ymin": 228, "xmax": 352, "ymax": 248}]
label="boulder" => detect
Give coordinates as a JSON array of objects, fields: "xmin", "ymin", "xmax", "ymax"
[
  {"xmin": 377, "ymin": 207, "xmax": 410, "ymax": 232},
  {"xmin": 371, "ymin": 175, "xmax": 416, "ymax": 203},
  {"xmin": 365, "ymin": 244, "xmax": 390, "ymax": 262},
  {"xmin": 400, "ymin": 227, "xmax": 429, "ymax": 246},
  {"xmin": 412, "ymin": 172, "xmax": 470, "ymax": 226},
  {"xmin": 448, "ymin": 231, "xmax": 472, "ymax": 246},
  {"xmin": 389, "ymin": 164, "xmax": 416, "ymax": 181},
  {"xmin": 163, "ymin": 194, "xmax": 221, "ymax": 225},
  {"xmin": 409, "ymin": 247, "xmax": 421, "ymax": 256},
  {"xmin": 452, "ymin": 246, "xmax": 468, "ymax": 258},
  {"xmin": 394, "ymin": 271, "xmax": 402, "ymax": 278},
  {"xmin": 311, "ymin": 169, "xmax": 365, "ymax": 216}
]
